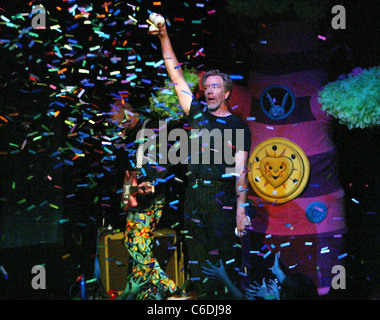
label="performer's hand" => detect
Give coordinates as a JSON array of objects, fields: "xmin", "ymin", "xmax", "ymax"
[
  {"xmin": 150, "ymin": 15, "xmax": 168, "ymax": 40},
  {"xmin": 236, "ymin": 206, "xmax": 250, "ymax": 238},
  {"xmin": 137, "ymin": 182, "xmax": 155, "ymax": 195},
  {"xmin": 124, "ymin": 170, "xmax": 138, "ymax": 186},
  {"xmin": 157, "ymin": 21, "xmax": 167, "ymax": 40},
  {"xmin": 122, "ymin": 170, "xmax": 138, "ymax": 210}
]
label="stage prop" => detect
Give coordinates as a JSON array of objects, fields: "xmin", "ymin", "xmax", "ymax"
[
  {"xmin": 318, "ymin": 66, "xmax": 380, "ymax": 129},
  {"xmin": 98, "ymin": 228, "xmax": 184, "ymax": 294},
  {"xmin": 225, "ymin": 2, "xmax": 350, "ymax": 294},
  {"xmin": 248, "ymin": 137, "xmax": 310, "ymax": 204}
]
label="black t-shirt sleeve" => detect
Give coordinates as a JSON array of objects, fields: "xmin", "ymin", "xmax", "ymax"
[
  {"xmin": 241, "ymin": 120, "xmax": 251, "ymax": 152},
  {"xmin": 231, "ymin": 116, "xmax": 251, "ymax": 153},
  {"xmin": 189, "ymin": 98, "xmax": 201, "ymax": 115}
]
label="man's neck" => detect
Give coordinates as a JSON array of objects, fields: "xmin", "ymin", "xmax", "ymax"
[{"xmin": 208, "ymin": 105, "xmax": 231, "ymax": 117}]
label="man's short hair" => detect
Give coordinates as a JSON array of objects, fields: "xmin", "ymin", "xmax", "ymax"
[{"xmin": 201, "ymin": 70, "xmax": 233, "ymax": 98}]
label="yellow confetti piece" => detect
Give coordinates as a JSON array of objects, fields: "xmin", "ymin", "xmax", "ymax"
[{"xmin": 127, "ymin": 15, "xmax": 138, "ymax": 23}]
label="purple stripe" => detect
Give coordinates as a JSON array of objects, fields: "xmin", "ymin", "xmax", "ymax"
[
  {"xmin": 250, "ymin": 96, "xmax": 316, "ymax": 125},
  {"xmin": 300, "ymin": 149, "xmax": 342, "ymax": 198}
]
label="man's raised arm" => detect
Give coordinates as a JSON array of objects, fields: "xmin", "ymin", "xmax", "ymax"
[{"xmin": 155, "ymin": 20, "xmax": 192, "ymax": 116}]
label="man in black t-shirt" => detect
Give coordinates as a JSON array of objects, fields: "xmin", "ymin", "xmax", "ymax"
[
  {"xmin": 187, "ymin": 98, "xmax": 251, "ymax": 181},
  {"xmin": 155, "ymin": 22, "xmax": 252, "ymax": 299}
]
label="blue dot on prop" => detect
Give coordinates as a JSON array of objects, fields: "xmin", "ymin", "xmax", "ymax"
[{"xmin": 305, "ymin": 202, "xmax": 327, "ymax": 223}]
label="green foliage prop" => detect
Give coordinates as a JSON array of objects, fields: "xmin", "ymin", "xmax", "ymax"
[
  {"xmin": 149, "ymin": 67, "xmax": 200, "ymax": 119},
  {"xmin": 318, "ymin": 66, "xmax": 380, "ymax": 129}
]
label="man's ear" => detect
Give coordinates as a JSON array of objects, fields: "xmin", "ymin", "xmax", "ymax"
[{"xmin": 225, "ymin": 90, "xmax": 231, "ymax": 100}]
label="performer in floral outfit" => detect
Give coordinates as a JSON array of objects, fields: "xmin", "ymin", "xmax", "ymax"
[
  {"xmin": 111, "ymin": 101, "xmax": 180, "ymax": 299},
  {"xmin": 123, "ymin": 197, "xmax": 176, "ymax": 299}
]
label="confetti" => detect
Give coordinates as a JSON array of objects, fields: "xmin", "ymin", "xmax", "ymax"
[
  {"xmin": 0, "ymin": 266, "xmax": 8, "ymax": 279},
  {"xmin": 1, "ymin": 0, "xmax": 372, "ymax": 300},
  {"xmin": 263, "ymin": 251, "xmax": 272, "ymax": 259},
  {"xmin": 338, "ymin": 253, "xmax": 348, "ymax": 259}
]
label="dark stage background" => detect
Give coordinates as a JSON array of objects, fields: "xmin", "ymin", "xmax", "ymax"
[{"xmin": 0, "ymin": 0, "xmax": 378, "ymax": 299}]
